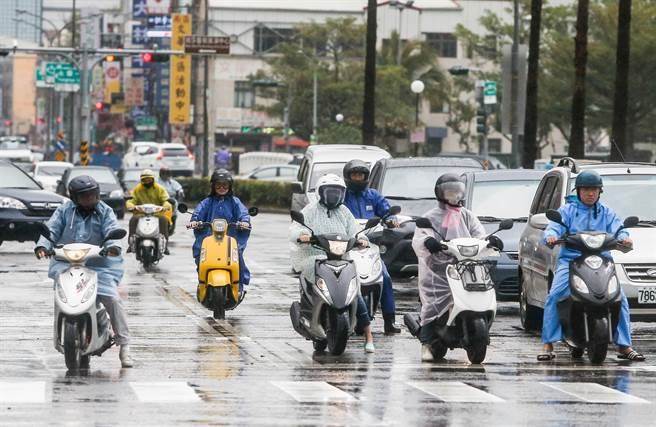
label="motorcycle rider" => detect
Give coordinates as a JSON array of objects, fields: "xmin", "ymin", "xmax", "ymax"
[
  {"xmin": 411, "ymin": 173, "xmax": 487, "ymax": 362},
  {"xmin": 538, "ymin": 170, "xmax": 645, "ymax": 361},
  {"xmin": 290, "ymin": 173, "xmax": 376, "ymax": 353},
  {"xmin": 34, "ymin": 175, "xmax": 134, "ymax": 368},
  {"xmin": 188, "ymin": 169, "xmax": 252, "ymax": 294},
  {"xmin": 342, "ymin": 159, "xmax": 401, "ymax": 334},
  {"xmin": 126, "ymin": 169, "xmax": 172, "ymax": 255},
  {"xmin": 158, "ymin": 167, "xmax": 184, "ymax": 201}
]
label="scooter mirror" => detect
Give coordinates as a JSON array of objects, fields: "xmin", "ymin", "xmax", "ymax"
[
  {"xmin": 498, "ymin": 219, "xmax": 514, "ymax": 231},
  {"xmin": 178, "ymin": 203, "xmax": 188, "ymax": 214},
  {"xmin": 290, "ymin": 210, "xmax": 305, "ymax": 226},
  {"xmin": 104, "ymin": 228, "xmax": 127, "ymax": 242},
  {"xmin": 415, "ymin": 217, "xmax": 433, "ymax": 229},
  {"xmin": 623, "ymin": 216, "xmax": 639, "ymax": 228},
  {"xmin": 36, "ymin": 222, "xmax": 52, "ymax": 242},
  {"xmin": 546, "ymin": 209, "xmax": 564, "ymax": 225},
  {"xmin": 364, "ymin": 217, "xmax": 381, "ymax": 229},
  {"xmin": 388, "ymin": 205, "xmax": 402, "ymax": 216},
  {"xmin": 248, "ymin": 207, "xmax": 259, "ymax": 217},
  {"xmin": 167, "ymin": 198, "xmax": 176, "ymax": 206}
]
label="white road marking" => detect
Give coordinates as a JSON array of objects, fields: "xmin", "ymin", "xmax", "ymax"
[
  {"xmin": 272, "ymin": 381, "xmax": 356, "ymax": 403},
  {"xmin": 0, "ymin": 381, "xmax": 46, "ymax": 403},
  {"xmin": 541, "ymin": 382, "xmax": 649, "ymax": 404},
  {"xmin": 130, "ymin": 382, "xmax": 201, "ymax": 403},
  {"xmin": 408, "ymin": 381, "xmax": 505, "ymax": 403}
]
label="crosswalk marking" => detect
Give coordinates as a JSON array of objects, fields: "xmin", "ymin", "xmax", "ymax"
[
  {"xmin": 129, "ymin": 382, "xmax": 201, "ymax": 403},
  {"xmin": 0, "ymin": 381, "xmax": 46, "ymax": 403},
  {"xmin": 272, "ymin": 381, "xmax": 356, "ymax": 403},
  {"xmin": 408, "ymin": 381, "xmax": 505, "ymax": 403},
  {"xmin": 541, "ymin": 382, "xmax": 649, "ymax": 404}
]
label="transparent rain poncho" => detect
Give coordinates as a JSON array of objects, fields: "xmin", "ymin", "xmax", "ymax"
[{"xmin": 411, "ymin": 203, "xmax": 486, "ymax": 326}]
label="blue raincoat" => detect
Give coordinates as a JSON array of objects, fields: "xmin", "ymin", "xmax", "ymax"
[
  {"xmin": 36, "ymin": 200, "xmax": 124, "ymax": 298},
  {"xmin": 191, "ymin": 195, "xmax": 251, "ymax": 287},
  {"xmin": 541, "ymin": 195, "xmax": 631, "ymax": 346},
  {"xmin": 344, "ymin": 188, "xmax": 396, "ymax": 316}
]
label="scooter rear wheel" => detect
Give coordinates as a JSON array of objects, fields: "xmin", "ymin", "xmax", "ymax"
[
  {"xmin": 587, "ymin": 317, "xmax": 609, "ymax": 364},
  {"xmin": 64, "ymin": 321, "xmax": 89, "ymax": 370},
  {"xmin": 465, "ymin": 317, "xmax": 488, "ymax": 364},
  {"xmin": 212, "ymin": 287, "xmax": 226, "ymax": 320},
  {"xmin": 326, "ymin": 310, "xmax": 349, "ymax": 356}
]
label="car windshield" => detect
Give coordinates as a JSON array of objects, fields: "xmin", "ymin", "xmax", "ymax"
[
  {"xmin": 36, "ymin": 165, "xmax": 70, "ymax": 177},
  {"xmin": 471, "ymin": 180, "xmax": 541, "ymax": 219},
  {"xmin": 123, "ymin": 170, "xmax": 142, "ymax": 180},
  {"xmin": 308, "ymin": 162, "xmax": 348, "ymax": 191},
  {"xmin": 0, "ymin": 163, "xmax": 41, "ymax": 189},
  {"xmin": 0, "ymin": 140, "xmax": 28, "ymax": 150},
  {"xmin": 590, "ymin": 174, "xmax": 656, "ymax": 221},
  {"xmin": 381, "ymin": 166, "xmax": 481, "ymax": 199},
  {"xmin": 69, "ymin": 168, "xmax": 117, "ymax": 184}
]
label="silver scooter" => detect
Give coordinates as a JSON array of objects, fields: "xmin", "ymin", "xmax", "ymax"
[
  {"xmin": 37, "ymin": 224, "xmax": 127, "ymax": 370},
  {"xmin": 132, "ymin": 203, "xmax": 168, "ymax": 270}
]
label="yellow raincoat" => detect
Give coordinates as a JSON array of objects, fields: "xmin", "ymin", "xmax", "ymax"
[{"xmin": 126, "ymin": 182, "xmax": 173, "ymax": 223}]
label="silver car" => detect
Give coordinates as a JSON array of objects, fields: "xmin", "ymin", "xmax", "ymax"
[{"xmin": 518, "ymin": 159, "xmax": 656, "ymax": 328}]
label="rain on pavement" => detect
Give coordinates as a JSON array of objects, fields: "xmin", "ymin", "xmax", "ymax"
[{"xmin": 1, "ymin": 213, "xmax": 655, "ymax": 425}]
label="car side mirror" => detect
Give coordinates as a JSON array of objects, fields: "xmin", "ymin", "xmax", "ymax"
[
  {"xmin": 529, "ymin": 213, "xmax": 549, "ymax": 230},
  {"xmin": 290, "ymin": 210, "xmax": 305, "ymax": 226},
  {"xmin": 102, "ymin": 228, "xmax": 127, "ymax": 244},
  {"xmin": 415, "ymin": 217, "xmax": 433, "ymax": 229},
  {"xmin": 291, "ymin": 181, "xmax": 303, "ymax": 194},
  {"xmin": 178, "ymin": 203, "xmax": 188, "ymax": 213},
  {"xmin": 623, "ymin": 216, "xmax": 639, "ymax": 228},
  {"xmin": 248, "ymin": 207, "xmax": 259, "ymax": 217},
  {"xmin": 498, "ymin": 219, "xmax": 514, "ymax": 231}
]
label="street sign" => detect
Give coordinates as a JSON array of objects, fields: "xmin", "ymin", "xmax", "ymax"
[
  {"xmin": 136, "ymin": 116, "xmax": 158, "ymax": 130},
  {"xmin": 44, "ymin": 62, "xmax": 80, "ymax": 92},
  {"xmin": 35, "ymin": 68, "xmax": 49, "ymax": 88},
  {"xmin": 183, "ymin": 36, "xmax": 230, "ymax": 54},
  {"xmin": 484, "ymin": 81, "xmax": 497, "ymax": 105},
  {"xmin": 147, "ymin": 15, "xmax": 172, "ymax": 38}
]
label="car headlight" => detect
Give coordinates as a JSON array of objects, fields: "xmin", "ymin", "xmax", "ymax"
[
  {"xmin": 346, "ymin": 277, "xmax": 359, "ymax": 304},
  {"xmin": 109, "ymin": 189, "xmax": 123, "ymax": 198},
  {"xmin": 372, "ymin": 259, "xmax": 382, "ymax": 277},
  {"xmin": 63, "ymin": 248, "xmax": 90, "ymax": 262},
  {"xmin": 0, "ymin": 197, "xmax": 27, "ymax": 209},
  {"xmin": 584, "ymin": 255, "xmax": 603, "ymax": 270},
  {"xmin": 458, "ymin": 245, "xmax": 479, "ymax": 257},
  {"xmin": 447, "ymin": 265, "xmax": 461, "ymax": 281},
  {"xmin": 81, "ymin": 282, "xmax": 96, "ymax": 303},
  {"xmin": 316, "ymin": 278, "xmax": 333, "ymax": 304},
  {"xmin": 571, "ymin": 275, "xmax": 589, "ymax": 294},
  {"xmin": 607, "ymin": 276, "xmax": 619, "ymax": 295},
  {"xmin": 56, "ymin": 283, "xmax": 67, "ymax": 303},
  {"xmin": 581, "ymin": 233, "xmax": 605, "ymax": 250}
]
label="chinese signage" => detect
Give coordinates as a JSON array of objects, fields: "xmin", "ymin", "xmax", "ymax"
[
  {"xmin": 184, "ymin": 35, "xmax": 230, "ymax": 54},
  {"xmin": 147, "ymin": 15, "xmax": 172, "ymax": 37},
  {"xmin": 169, "ymin": 14, "xmax": 191, "ymax": 125},
  {"xmin": 103, "ymin": 61, "xmax": 121, "ymax": 103}
]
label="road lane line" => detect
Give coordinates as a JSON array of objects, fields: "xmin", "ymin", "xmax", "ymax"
[
  {"xmin": 272, "ymin": 381, "xmax": 356, "ymax": 403},
  {"xmin": 130, "ymin": 382, "xmax": 201, "ymax": 403},
  {"xmin": 541, "ymin": 382, "xmax": 649, "ymax": 404},
  {"xmin": 0, "ymin": 381, "xmax": 46, "ymax": 403},
  {"xmin": 407, "ymin": 381, "xmax": 505, "ymax": 403}
]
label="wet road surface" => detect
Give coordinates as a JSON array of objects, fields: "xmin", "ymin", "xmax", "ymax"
[{"xmin": 1, "ymin": 212, "xmax": 655, "ymax": 425}]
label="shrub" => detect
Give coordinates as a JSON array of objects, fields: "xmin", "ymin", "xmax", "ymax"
[{"xmin": 178, "ymin": 178, "xmax": 292, "ymax": 210}]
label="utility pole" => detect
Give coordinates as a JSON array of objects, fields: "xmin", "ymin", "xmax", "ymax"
[
  {"xmin": 362, "ymin": 0, "xmax": 377, "ymax": 145},
  {"xmin": 522, "ymin": 0, "xmax": 543, "ymax": 169},
  {"xmin": 511, "ymin": 0, "xmax": 520, "ymax": 168},
  {"xmin": 312, "ymin": 69, "xmax": 318, "ymax": 143},
  {"xmin": 202, "ymin": 0, "xmax": 210, "ymax": 177},
  {"xmin": 68, "ymin": 0, "xmax": 77, "ymax": 162}
]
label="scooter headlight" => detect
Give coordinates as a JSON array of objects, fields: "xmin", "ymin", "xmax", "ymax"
[
  {"xmin": 80, "ymin": 282, "xmax": 96, "ymax": 303},
  {"xmin": 379, "ymin": 245, "xmax": 387, "ymax": 254},
  {"xmin": 55, "ymin": 282, "xmax": 67, "ymax": 303},
  {"xmin": 315, "ymin": 278, "xmax": 333, "ymax": 305},
  {"xmin": 372, "ymin": 259, "xmax": 382, "ymax": 278},
  {"xmin": 458, "ymin": 245, "xmax": 479, "ymax": 257},
  {"xmin": 328, "ymin": 240, "xmax": 348, "ymax": 256},
  {"xmin": 212, "ymin": 219, "xmax": 227, "ymax": 234},
  {"xmin": 447, "ymin": 265, "xmax": 461, "ymax": 281},
  {"xmin": 584, "ymin": 255, "xmax": 603, "ymax": 270},
  {"xmin": 571, "ymin": 275, "xmax": 590, "ymax": 294},
  {"xmin": 581, "ymin": 233, "xmax": 605, "ymax": 250},
  {"xmin": 346, "ymin": 278, "xmax": 359, "ymax": 304},
  {"xmin": 63, "ymin": 248, "xmax": 89, "ymax": 262},
  {"xmin": 607, "ymin": 275, "xmax": 619, "ymax": 295}
]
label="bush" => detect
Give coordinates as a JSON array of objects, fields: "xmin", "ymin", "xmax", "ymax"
[{"xmin": 178, "ymin": 178, "xmax": 293, "ymax": 210}]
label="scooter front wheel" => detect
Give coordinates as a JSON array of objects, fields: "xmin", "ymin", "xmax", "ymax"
[
  {"xmin": 326, "ymin": 310, "xmax": 349, "ymax": 356},
  {"xmin": 64, "ymin": 321, "xmax": 89, "ymax": 370},
  {"xmin": 465, "ymin": 317, "xmax": 488, "ymax": 364},
  {"xmin": 430, "ymin": 341, "xmax": 448, "ymax": 360},
  {"xmin": 587, "ymin": 317, "xmax": 609, "ymax": 364},
  {"xmin": 212, "ymin": 287, "xmax": 227, "ymax": 320},
  {"xmin": 313, "ymin": 340, "xmax": 327, "ymax": 352}
]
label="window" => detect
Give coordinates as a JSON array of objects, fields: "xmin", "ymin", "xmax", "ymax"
[
  {"xmin": 234, "ymin": 81, "xmax": 254, "ymax": 109},
  {"xmin": 535, "ymin": 176, "xmax": 558, "ymax": 214},
  {"xmin": 482, "ymin": 35, "xmax": 497, "ymax": 59},
  {"xmin": 471, "ymin": 180, "xmax": 542, "ymax": 219},
  {"xmin": 430, "ymin": 101, "xmax": 449, "ymax": 114},
  {"xmin": 279, "ymin": 167, "xmax": 298, "ymax": 178},
  {"xmin": 252, "ymin": 167, "xmax": 277, "ymax": 179},
  {"xmin": 254, "ymin": 26, "xmax": 295, "ymax": 54},
  {"xmin": 0, "ymin": 163, "xmax": 40, "ymax": 189},
  {"xmin": 488, "ymin": 138, "xmax": 502, "ymax": 153},
  {"xmin": 425, "ymin": 33, "xmax": 457, "ymax": 58}
]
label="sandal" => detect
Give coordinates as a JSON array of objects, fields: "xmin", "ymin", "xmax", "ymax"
[
  {"xmin": 537, "ymin": 352, "xmax": 556, "ymax": 361},
  {"xmin": 617, "ymin": 350, "xmax": 645, "ymax": 361}
]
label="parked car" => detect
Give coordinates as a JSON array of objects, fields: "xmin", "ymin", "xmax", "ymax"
[
  {"xmin": 291, "ymin": 144, "xmax": 391, "ymax": 212},
  {"xmin": 367, "ymin": 156, "xmax": 484, "ymax": 276},
  {"xmin": 0, "ymin": 136, "xmax": 34, "ymax": 169},
  {"xmin": 0, "ymin": 160, "xmax": 66, "ymax": 245},
  {"xmin": 518, "ymin": 158, "xmax": 656, "ymax": 327},
  {"xmin": 238, "ymin": 164, "xmax": 299, "ymax": 181},
  {"xmin": 237, "ymin": 151, "xmax": 294, "ymax": 175},
  {"xmin": 56, "ymin": 166, "xmax": 126, "ymax": 219},
  {"xmin": 461, "ymin": 169, "xmax": 545, "ymax": 300},
  {"xmin": 33, "ymin": 161, "xmax": 73, "ymax": 193},
  {"xmin": 440, "ymin": 152, "xmax": 508, "ymax": 170},
  {"xmin": 122, "ymin": 142, "xmax": 194, "ymax": 177}
]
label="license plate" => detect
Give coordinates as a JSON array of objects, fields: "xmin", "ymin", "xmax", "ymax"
[{"xmin": 637, "ymin": 287, "xmax": 656, "ymax": 304}]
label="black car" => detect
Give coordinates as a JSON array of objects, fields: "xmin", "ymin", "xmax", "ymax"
[
  {"xmin": 461, "ymin": 169, "xmax": 545, "ymax": 300},
  {"xmin": 56, "ymin": 166, "xmax": 126, "ymax": 219},
  {"xmin": 0, "ymin": 160, "xmax": 66, "ymax": 245},
  {"xmin": 368, "ymin": 157, "xmax": 484, "ymax": 277}
]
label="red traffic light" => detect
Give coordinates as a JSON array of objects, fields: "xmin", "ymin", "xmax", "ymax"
[
  {"xmin": 95, "ymin": 102, "xmax": 104, "ymax": 111},
  {"xmin": 142, "ymin": 52, "xmax": 153, "ymax": 63}
]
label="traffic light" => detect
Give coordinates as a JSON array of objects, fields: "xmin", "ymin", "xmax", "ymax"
[
  {"xmin": 141, "ymin": 52, "xmax": 169, "ymax": 63},
  {"xmin": 476, "ymin": 108, "xmax": 488, "ymax": 134},
  {"xmin": 95, "ymin": 102, "xmax": 109, "ymax": 112},
  {"xmin": 105, "ymin": 55, "xmax": 115, "ymax": 62}
]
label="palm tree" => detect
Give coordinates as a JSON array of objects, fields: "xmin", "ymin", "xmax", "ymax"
[
  {"xmin": 522, "ymin": 0, "xmax": 543, "ymax": 168},
  {"xmin": 569, "ymin": 0, "xmax": 590, "ymax": 158},
  {"xmin": 362, "ymin": 0, "xmax": 377, "ymax": 145},
  {"xmin": 610, "ymin": 0, "xmax": 632, "ymax": 161}
]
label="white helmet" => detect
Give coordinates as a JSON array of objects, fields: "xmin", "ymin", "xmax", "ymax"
[{"xmin": 316, "ymin": 173, "xmax": 347, "ymax": 209}]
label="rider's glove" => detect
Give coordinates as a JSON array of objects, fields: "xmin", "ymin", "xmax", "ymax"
[
  {"xmin": 34, "ymin": 246, "xmax": 50, "ymax": 259},
  {"xmin": 237, "ymin": 221, "xmax": 251, "ymax": 230},
  {"xmin": 424, "ymin": 237, "xmax": 444, "ymax": 254}
]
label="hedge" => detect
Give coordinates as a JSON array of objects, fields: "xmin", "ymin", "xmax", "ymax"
[{"xmin": 178, "ymin": 178, "xmax": 293, "ymax": 210}]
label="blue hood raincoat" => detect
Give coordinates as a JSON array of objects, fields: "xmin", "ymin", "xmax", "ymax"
[{"xmin": 343, "ymin": 188, "xmax": 391, "ymax": 220}]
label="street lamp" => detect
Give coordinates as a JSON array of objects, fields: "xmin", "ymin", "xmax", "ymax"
[
  {"xmin": 335, "ymin": 113, "xmax": 344, "ymax": 123},
  {"xmin": 410, "ymin": 80, "xmax": 424, "ymax": 156}
]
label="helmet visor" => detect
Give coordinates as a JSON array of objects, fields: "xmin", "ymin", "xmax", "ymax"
[
  {"xmin": 320, "ymin": 185, "xmax": 346, "ymax": 208},
  {"xmin": 437, "ymin": 181, "xmax": 465, "ymax": 205}
]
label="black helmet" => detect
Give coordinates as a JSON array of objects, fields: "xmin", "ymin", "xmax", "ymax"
[
  {"xmin": 159, "ymin": 167, "xmax": 171, "ymax": 179},
  {"xmin": 343, "ymin": 159, "xmax": 370, "ymax": 192},
  {"xmin": 575, "ymin": 170, "xmax": 603, "ymax": 189},
  {"xmin": 68, "ymin": 175, "xmax": 100, "ymax": 205},
  {"xmin": 210, "ymin": 168, "xmax": 233, "ymax": 195},
  {"xmin": 434, "ymin": 173, "xmax": 466, "ymax": 207}
]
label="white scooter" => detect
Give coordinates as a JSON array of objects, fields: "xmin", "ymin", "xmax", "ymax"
[
  {"xmin": 132, "ymin": 203, "xmax": 168, "ymax": 270},
  {"xmin": 37, "ymin": 223, "xmax": 127, "ymax": 370},
  {"xmin": 404, "ymin": 217, "xmax": 513, "ymax": 364}
]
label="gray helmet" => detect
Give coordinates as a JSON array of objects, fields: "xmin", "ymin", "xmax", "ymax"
[
  {"xmin": 434, "ymin": 173, "xmax": 466, "ymax": 207},
  {"xmin": 210, "ymin": 168, "xmax": 233, "ymax": 195},
  {"xmin": 343, "ymin": 159, "xmax": 370, "ymax": 192},
  {"xmin": 68, "ymin": 175, "xmax": 100, "ymax": 205}
]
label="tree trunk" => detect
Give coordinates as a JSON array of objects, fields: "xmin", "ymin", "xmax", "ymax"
[
  {"xmin": 522, "ymin": 0, "xmax": 543, "ymax": 168},
  {"xmin": 362, "ymin": 0, "xmax": 377, "ymax": 146},
  {"xmin": 610, "ymin": 0, "xmax": 632, "ymax": 162},
  {"xmin": 569, "ymin": 0, "xmax": 590, "ymax": 158}
]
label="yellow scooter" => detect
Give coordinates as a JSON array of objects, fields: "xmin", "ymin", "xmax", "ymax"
[{"xmin": 179, "ymin": 204, "xmax": 258, "ymax": 319}]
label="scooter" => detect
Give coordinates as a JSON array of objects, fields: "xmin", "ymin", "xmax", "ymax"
[
  {"xmin": 545, "ymin": 209, "xmax": 637, "ymax": 364},
  {"xmin": 132, "ymin": 203, "xmax": 168, "ymax": 270},
  {"xmin": 179, "ymin": 204, "xmax": 258, "ymax": 320},
  {"xmin": 168, "ymin": 189, "xmax": 185, "ymax": 235},
  {"xmin": 36, "ymin": 223, "xmax": 127, "ymax": 370},
  {"xmin": 289, "ymin": 210, "xmax": 380, "ymax": 355},
  {"xmin": 404, "ymin": 217, "xmax": 513, "ymax": 364}
]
